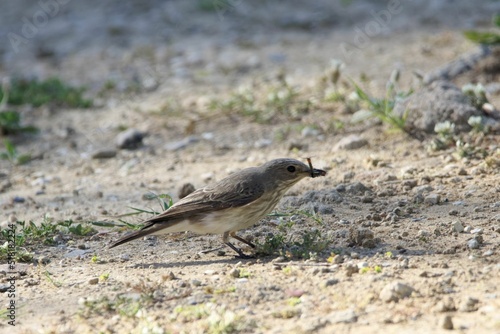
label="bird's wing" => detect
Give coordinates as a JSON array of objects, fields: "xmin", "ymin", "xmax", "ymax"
[
  {"xmin": 108, "ymin": 178, "xmax": 264, "ymax": 249},
  {"xmin": 147, "ymin": 179, "xmax": 264, "ymax": 223}
]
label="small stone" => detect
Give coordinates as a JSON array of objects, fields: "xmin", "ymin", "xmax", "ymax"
[
  {"xmin": 457, "ymin": 168, "xmax": 467, "ymax": 176},
  {"xmin": 379, "ymin": 281, "xmax": 415, "ymax": 302},
  {"xmin": 482, "ymin": 250, "xmax": 494, "ymax": 257},
  {"xmin": 424, "ymin": 193, "xmax": 440, "ymax": 205},
  {"xmin": 13, "ymin": 196, "xmax": 25, "ymax": 203},
  {"xmin": 191, "ymin": 279, "xmax": 202, "ymax": 287},
  {"xmin": 413, "ymin": 185, "xmax": 434, "ymax": 195},
  {"xmin": 440, "ymin": 315, "xmax": 454, "ymax": 330},
  {"xmin": 228, "ymin": 268, "xmax": 240, "ymax": 278},
  {"xmin": 178, "ymin": 183, "xmax": 195, "ymax": 199},
  {"xmin": 467, "ymin": 239, "xmax": 480, "ymax": 249},
  {"xmin": 470, "ymin": 228, "xmax": 483, "ymax": 234},
  {"xmin": 164, "ymin": 136, "xmax": 198, "ymax": 151},
  {"xmin": 452, "ymin": 221, "xmax": 464, "ymax": 233},
  {"xmin": 357, "ymin": 262, "xmax": 369, "ymax": 269},
  {"xmin": 324, "ymin": 278, "xmax": 339, "ymax": 287},
  {"xmin": 36, "ymin": 256, "xmax": 50, "ymax": 265},
  {"xmin": 418, "ymin": 230, "xmax": 430, "ymax": 237},
  {"xmin": 459, "ymin": 297, "xmax": 479, "ymax": 312},
  {"xmin": 327, "ymin": 309, "xmax": 357, "ymax": 324},
  {"xmin": 344, "ymin": 263, "xmax": 358, "ymax": 277},
  {"xmin": 204, "ymin": 270, "xmax": 217, "ymax": 275},
  {"xmin": 116, "ymin": 128, "xmax": 144, "ymax": 149},
  {"xmin": 333, "ymin": 135, "xmax": 368, "ymax": 150},
  {"xmin": 92, "ymin": 149, "xmax": 117, "ymax": 159},
  {"xmin": 464, "ymin": 226, "xmax": 472, "ymax": 233},
  {"xmin": 433, "ymin": 296, "xmax": 456, "ymax": 312},
  {"xmin": 88, "ymin": 278, "xmax": 99, "ymax": 285}
]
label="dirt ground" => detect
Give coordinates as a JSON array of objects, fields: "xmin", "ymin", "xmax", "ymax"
[{"xmin": 1, "ymin": 1, "xmax": 499, "ymax": 333}]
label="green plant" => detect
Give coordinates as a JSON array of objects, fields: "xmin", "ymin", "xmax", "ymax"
[
  {"xmin": 350, "ymin": 70, "xmax": 412, "ymax": 133},
  {"xmin": 0, "ymin": 139, "xmax": 31, "ymax": 165},
  {"xmin": 0, "ymin": 78, "xmax": 92, "ymax": 108},
  {"xmin": 0, "ymin": 111, "xmax": 37, "ymax": 135},
  {"xmin": 0, "ymin": 218, "xmax": 98, "ymax": 263},
  {"xmin": 116, "ymin": 193, "xmax": 174, "ymax": 229},
  {"xmin": 464, "ymin": 14, "xmax": 500, "ymax": 45}
]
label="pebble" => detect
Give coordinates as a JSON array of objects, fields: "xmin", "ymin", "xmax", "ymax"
[
  {"xmin": 327, "ymin": 309, "xmax": 358, "ymax": 324},
  {"xmin": 228, "ymin": 268, "xmax": 240, "ymax": 278},
  {"xmin": 467, "ymin": 239, "xmax": 480, "ymax": 249},
  {"xmin": 344, "ymin": 263, "xmax": 358, "ymax": 277},
  {"xmin": 413, "ymin": 185, "xmax": 434, "ymax": 195},
  {"xmin": 191, "ymin": 280, "xmax": 202, "ymax": 287},
  {"xmin": 459, "ymin": 297, "xmax": 479, "ymax": 312},
  {"xmin": 91, "ymin": 149, "xmax": 117, "ymax": 159},
  {"xmin": 440, "ymin": 315, "xmax": 454, "ymax": 330},
  {"xmin": 433, "ymin": 296, "xmax": 456, "ymax": 312},
  {"xmin": 115, "ymin": 128, "xmax": 144, "ymax": 149},
  {"xmin": 464, "ymin": 226, "xmax": 472, "ymax": 233},
  {"xmin": 379, "ymin": 281, "xmax": 415, "ymax": 302},
  {"xmin": 178, "ymin": 183, "xmax": 195, "ymax": 199},
  {"xmin": 88, "ymin": 278, "xmax": 99, "ymax": 285},
  {"xmin": 323, "ymin": 278, "xmax": 339, "ymax": 287},
  {"xmin": 333, "ymin": 135, "xmax": 368, "ymax": 150},
  {"xmin": 424, "ymin": 193, "xmax": 440, "ymax": 205},
  {"xmin": 482, "ymin": 250, "xmax": 494, "ymax": 257},
  {"xmin": 164, "ymin": 136, "xmax": 198, "ymax": 151},
  {"xmin": 13, "ymin": 196, "xmax": 25, "ymax": 203},
  {"xmin": 470, "ymin": 228, "xmax": 483, "ymax": 234},
  {"xmin": 357, "ymin": 262, "xmax": 369, "ymax": 269},
  {"xmin": 452, "ymin": 221, "xmax": 464, "ymax": 233}
]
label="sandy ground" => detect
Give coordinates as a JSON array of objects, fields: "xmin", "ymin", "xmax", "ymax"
[{"xmin": 0, "ymin": 1, "xmax": 499, "ymax": 333}]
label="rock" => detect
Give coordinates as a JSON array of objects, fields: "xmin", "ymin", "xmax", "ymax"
[
  {"xmin": 440, "ymin": 315, "xmax": 454, "ymax": 330},
  {"xmin": 301, "ymin": 126, "xmax": 320, "ymax": 137},
  {"xmin": 424, "ymin": 193, "xmax": 441, "ymax": 205},
  {"xmin": 116, "ymin": 128, "xmax": 144, "ymax": 149},
  {"xmin": 228, "ymin": 268, "xmax": 240, "ymax": 278},
  {"xmin": 470, "ymin": 228, "xmax": 483, "ymax": 234},
  {"xmin": 178, "ymin": 183, "xmax": 195, "ymax": 199},
  {"xmin": 452, "ymin": 221, "xmax": 464, "ymax": 233},
  {"xmin": 345, "ymin": 182, "xmax": 371, "ymax": 195},
  {"xmin": 433, "ymin": 296, "xmax": 456, "ymax": 312},
  {"xmin": 393, "ymin": 80, "xmax": 480, "ymax": 133},
  {"xmin": 459, "ymin": 297, "xmax": 479, "ymax": 312},
  {"xmin": 467, "ymin": 239, "xmax": 480, "ymax": 249},
  {"xmin": 464, "ymin": 226, "xmax": 472, "ymax": 233},
  {"xmin": 88, "ymin": 278, "xmax": 99, "ymax": 285},
  {"xmin": 91, "ymin": 149, "xmax": 117, "ymax": 159},
  {"xmin": 413, "ymin": 185, "xmax": 434, "ymax": 195},
  {"xmin": 333, "ymin": 135, "xmax": 368, "ymax": 150},
  {"xmin": 324, "ymin": 278, "xmax": 339, "ymax": 287},
  {"xmin": 379, "ymin": 281, "xmax": 415, "ymax": 302},
  {"xmin": 164, "ymin": 136, "xmax": 198, "ymax": 151},
  {"xmin": 327, "ymin": 309, "xmax": 357, "ymax": 324},
  {"xmin": 344, "ymin": 263, "xmax": 358, "ymax": 277}
]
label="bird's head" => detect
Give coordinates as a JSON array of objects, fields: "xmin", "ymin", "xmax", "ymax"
[{"xmin": 261, "ymin": 158, "xmax": 327, "ymax": 188}]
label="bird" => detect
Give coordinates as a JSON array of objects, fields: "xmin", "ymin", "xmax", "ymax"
[{"xmin": 108, "ymin": 158, "xmax": 327, "ymax": 257}]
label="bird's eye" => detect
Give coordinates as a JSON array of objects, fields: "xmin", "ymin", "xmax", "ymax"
[{"xmin": 287, "ymin": 166, "xmax": 296, "ymax": 173}]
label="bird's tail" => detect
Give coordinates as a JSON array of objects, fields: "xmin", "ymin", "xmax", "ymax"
[{"xmin": 108, "ymin": 221, "xmax": 179, "ymax": 248}]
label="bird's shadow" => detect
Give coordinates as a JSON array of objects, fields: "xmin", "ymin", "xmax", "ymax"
[{"xmin": 128, "ymin": 256, "xmax": 268, "ymax": 269}]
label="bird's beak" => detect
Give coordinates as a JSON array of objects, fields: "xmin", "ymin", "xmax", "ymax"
[{"xmin": 308, "ymin": 168, "xmax": 327, "ymax": 178}]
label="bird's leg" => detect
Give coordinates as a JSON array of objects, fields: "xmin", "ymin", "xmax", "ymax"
[
  {"xmin": 229, "ymin": 232, "xmax": 256, "ymax": 248},
  {"xmin": 222, "ymin": 232, "xmax": 254, "ymax": 259}
]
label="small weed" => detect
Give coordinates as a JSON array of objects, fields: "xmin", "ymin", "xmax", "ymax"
[
  {"xmin": 209, "ymin": 79, "xmax": 311, "ymax": 124},
  {"xmin": 0, "ymin": 78, "xmax": 92, "ymax": 108},
  {"xmin": 44, "ymin": 270, "xmax": 63, "ymax": 287},
  {"xmin": 116, "ymin": 193, "xmax": 173, "ymax": 229},
  {"xmin": 350, "ymin": 70, "xmax": 413, "ymax": 134},
  {"xmin": 0, "ymin": 218, "xmax": 98, "ymax": 263},
  {"xmin": 0, "ymin": 111, "xmax": 37, "ymax": 135},
  {"xmin": 464, "ymin": 14, "xmax": 500, "ymax": 45},
  {"xmin": 0, "ymin": 139, "xmax": 32, "ymax": 165},
  {"xmin": 79, "ymin": 295, "xmax": 146, "ymax": 319}
]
